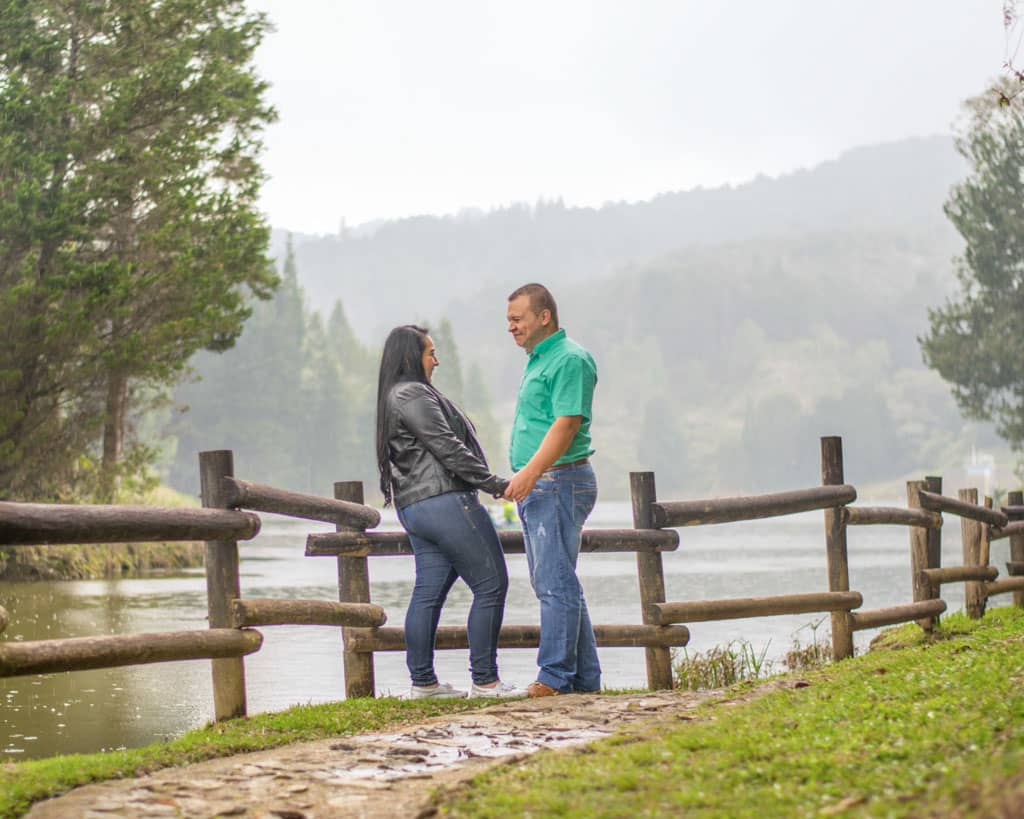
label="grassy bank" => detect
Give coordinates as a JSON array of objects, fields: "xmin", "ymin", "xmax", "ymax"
[
  {"xmin": 441, "ymin": 607, "xmax": 1024, "ymax": 817},
  {"xmin": 3, "ymin": 608, "xmax": 1022, "ymax": 818},
  {"xmin": 0, "ymin": 697, "xmax": 496, "ymax": 818}
]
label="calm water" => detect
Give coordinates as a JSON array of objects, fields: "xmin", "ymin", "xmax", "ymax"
[{"xmin": 0, "ymin": 501, "xmax": 1003, "ymax": 760}]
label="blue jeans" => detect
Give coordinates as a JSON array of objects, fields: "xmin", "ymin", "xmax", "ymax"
[
  {"xmin": 397, "ymin": 491, "xmax": 509, "ymax": 686},
  {"xmin": 518, "ymin": 463, "xmax": 601, "ymax": 693}
]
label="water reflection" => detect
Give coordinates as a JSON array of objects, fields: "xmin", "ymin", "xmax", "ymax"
[{"xmin": 0, "ymin": 503, "xmax": 995, "ymax": 760}]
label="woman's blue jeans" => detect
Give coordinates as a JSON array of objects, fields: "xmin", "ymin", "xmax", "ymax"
[
  {"xmin": 518, "ymin": 463, "xmax": 601, "ymax": 693},
  {"xmin": 397, "ymin": 490, "xmax": 509, "ymax": 686}
]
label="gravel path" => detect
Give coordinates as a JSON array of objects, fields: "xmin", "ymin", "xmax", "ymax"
[{"xmin": 25, "ymin": 687, "xmax": 771, "ymax": 818}]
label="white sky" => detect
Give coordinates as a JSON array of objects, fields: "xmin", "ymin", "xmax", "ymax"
[{"xmin": 247, "ymin": 1, "xmax": 1010, "ymax": 235}]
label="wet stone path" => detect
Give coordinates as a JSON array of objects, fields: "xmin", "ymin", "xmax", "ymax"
[{"xmin": 26, "ymin": 689, "xmax": 735, "ymax": 818}]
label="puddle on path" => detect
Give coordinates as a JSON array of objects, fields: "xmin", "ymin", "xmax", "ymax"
[{"xmin": 323, "ymin": 719, "xmax": 610, "ymax": 783}]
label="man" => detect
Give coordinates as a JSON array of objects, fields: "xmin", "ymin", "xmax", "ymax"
[{"xmin": 504, "ymin": 283, "xmax": 600, "ymax": 697}]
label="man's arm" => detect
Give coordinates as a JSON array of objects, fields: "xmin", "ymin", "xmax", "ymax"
[{"xmin": 503, "ymin": 415, "xmax": 581, "ymax": 503}]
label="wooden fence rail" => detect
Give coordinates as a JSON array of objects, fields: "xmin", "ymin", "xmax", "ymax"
[
  {"xmin": 0, "ymin": 502, "xmax": 260, "ymax": 546},
  {"xmin": 845, "ymin": 506, "xmax": 942, "ymax": 528},
  {"xmin": 0, "ymin": 629, "xmax": 262, "ymax": 677},
  {"xmin": 651, "ymin": 484, "xmax": 857, "ymax": 528},
  {"xmin": 919, "ymin": 490, "xmax": 1009, "ymax": 528},
  {"xmin": 651, "ymin": 592, "xmax": 863, "ymax": 625},
  {"xmin": 306, "ymin": 527, "xmax": 680, "ymax": 557},
  {"xmin": 222, "ymin": 477, "xmax": 381, "ymax": 529}
]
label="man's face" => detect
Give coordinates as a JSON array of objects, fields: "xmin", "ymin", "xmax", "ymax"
[{"xmin": 507, "ymin": 295, "xmax": 551, "ymax": 351}]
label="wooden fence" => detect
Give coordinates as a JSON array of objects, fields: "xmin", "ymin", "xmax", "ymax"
[{"xmin": 2, "ymin": 438, "xmax": 1024, "ymax": 722}]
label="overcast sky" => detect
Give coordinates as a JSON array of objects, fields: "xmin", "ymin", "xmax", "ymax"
[{"xmin": 247, "ymin": 1, "xmax": 1010, "ymax": 235}]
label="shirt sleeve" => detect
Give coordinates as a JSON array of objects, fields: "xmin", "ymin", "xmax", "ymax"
[
  {"xmin": 398, "ymin": 390, "xmax": 507, "ymax": 492},
  {"xmin": 549, "ymin": 353, "xmax": 596, "ymax": 420}
]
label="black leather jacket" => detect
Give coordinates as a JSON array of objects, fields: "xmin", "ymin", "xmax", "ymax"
[{"xmin": 385, "ymin": 381, "xmax": 508, "ymax": 509}]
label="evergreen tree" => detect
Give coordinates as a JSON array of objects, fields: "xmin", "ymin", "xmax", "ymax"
[
  {"xmin": 169, "ymin": 238, "xmax": 305, "ymax": 491},
  {"xmin": 431, "ymin": 318, "xmax": 465, "ymax": 406},
  {"xmin": 921, "ymin": 81, "xmax": 1024, "ymax": 455},
  {"xmin": 0, "ymin": 0, "xmax": 277, "ymax": 500},
  {"xmin": 636, "ymin": 397, "xmax": 689, "ymax": 494},
  {"xmin": 463, "ymin": 362, "xmax": 505, "ymax": 468}
]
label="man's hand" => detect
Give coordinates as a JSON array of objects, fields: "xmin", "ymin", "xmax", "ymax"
[{"xmin": 504, "ymin": 468, "xmax": 541, "ymax": 503}]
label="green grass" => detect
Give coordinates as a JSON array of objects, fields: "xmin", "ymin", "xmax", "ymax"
[
  {"xmin": 442, "ymin": 607, "xmax": 1024, "ymax": 818},
  {"xmin": 5, "ymin": 609, "xmax": 1023, "ymax": 818},
  {"xmin": 0, "ymin": 696, "xmax": 496, "ymax": 818}
]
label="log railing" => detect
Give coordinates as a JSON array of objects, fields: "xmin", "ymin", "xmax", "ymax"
[
  {"xmin": 0, "ymin": 449, "xmax": 386, "ymax": 725},
  {"xmin": 3, "ymin": 437, "xmax": 1024, "ymax": 720},
  {"xmin": 307, "ymin": 515, "xmax": 689, "ymax": 696}
]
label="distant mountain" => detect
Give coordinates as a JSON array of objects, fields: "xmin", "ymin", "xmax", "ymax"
[{"xmin": 270, "ymin": 135, "xmax": 964, "ymax": 340}]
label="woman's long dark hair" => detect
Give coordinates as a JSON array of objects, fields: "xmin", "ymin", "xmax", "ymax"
[{"xmin": 376, "ymin": 324, "xmax": 430, "ymax": 506}]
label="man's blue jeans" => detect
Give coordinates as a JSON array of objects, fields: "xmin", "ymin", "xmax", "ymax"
[
  {"xmin": 397, "ymin": 490, "xmax": 508, "ymax": 686},
  {"xmin": 518, "ymin": 462, "xmax": 601, "ymax": 692}
]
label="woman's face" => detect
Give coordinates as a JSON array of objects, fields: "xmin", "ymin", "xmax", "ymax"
[{"xmin": 421, "ymin": 335, "xmax": 438, "ymax": 382}]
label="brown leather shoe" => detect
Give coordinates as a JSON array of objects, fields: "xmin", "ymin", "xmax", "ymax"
[{"xmin": 526, "ymin": 681, "xmax": 560, "ymax": 698}]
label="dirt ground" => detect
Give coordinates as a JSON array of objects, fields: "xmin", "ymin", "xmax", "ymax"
[{"xmin": 24, "ymin": 685, "xmax": 788, "ymax": 819}]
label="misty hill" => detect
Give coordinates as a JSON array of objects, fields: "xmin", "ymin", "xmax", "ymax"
[
  {"xmin": 168, "ymin": 134, "xmax": 994, "ymax": 500},
  {"xmin": 272, "ymin": 135, "xmax": 964, "ymax": 340}
]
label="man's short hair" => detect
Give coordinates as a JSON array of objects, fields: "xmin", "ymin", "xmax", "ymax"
[{"xmin": 508, "ymin": 283, "xmax": 559, "ymax": 327}]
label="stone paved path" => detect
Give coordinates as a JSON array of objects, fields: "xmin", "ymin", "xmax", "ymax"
[{"xmin": 25, "ymin": 687, "xmax": 769, "ymax": 818}]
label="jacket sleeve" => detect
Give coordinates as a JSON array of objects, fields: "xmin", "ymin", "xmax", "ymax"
[{"xmin": 398, "ymin": 389, "xmax": 508, "ymax": 496}]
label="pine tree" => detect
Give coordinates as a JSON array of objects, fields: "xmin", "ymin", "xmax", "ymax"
[{"xmin": 0, "ymin": 0, "xmax": 277, "ymax": 499}]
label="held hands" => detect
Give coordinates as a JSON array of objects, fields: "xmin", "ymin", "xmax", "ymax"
[{"xmin": 503, "ymin": 467, "xmax": 541, "ymax": 503}]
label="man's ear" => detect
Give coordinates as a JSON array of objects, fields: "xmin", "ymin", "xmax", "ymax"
[{"xmin": 540, "ymin": 309, "xmax": 551, "ymax": 326}]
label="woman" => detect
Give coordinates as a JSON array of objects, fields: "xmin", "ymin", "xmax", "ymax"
[{"xmin": 376, "ymin": 325, "xmax": 523, "ymax": 698}]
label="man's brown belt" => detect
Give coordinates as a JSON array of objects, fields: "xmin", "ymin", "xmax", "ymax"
[{"xmin": 545, "ymin": 458, "xmax": 590, "ymax": 472}]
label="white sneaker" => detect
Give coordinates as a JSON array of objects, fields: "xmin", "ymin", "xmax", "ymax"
[
  {"xmin": 470, "ymin": 680, "xmax": 527, "ymax": 698},
  {"xmin": 409, "ymin": 681, "xmax": 468, "ymax": 699}
]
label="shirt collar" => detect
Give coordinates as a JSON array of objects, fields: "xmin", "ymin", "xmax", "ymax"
[{"xmin": 528, "ymin": 328, "xmax": 565, "ymax": 358}]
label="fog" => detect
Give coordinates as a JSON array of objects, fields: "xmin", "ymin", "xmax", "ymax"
[{"xmin": 167, "ymin": 3, "xmax": 1014, "ymax": 500}]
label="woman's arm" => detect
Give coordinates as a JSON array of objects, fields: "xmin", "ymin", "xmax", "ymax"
[{"xmin": 399, "ymin": 388, "xmax": 508, "ymax": 495}]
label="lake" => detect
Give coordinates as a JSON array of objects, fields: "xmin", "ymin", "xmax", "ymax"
[{"xmin": 0, "ymin": 500, "xmax": 1002, "ymax": 760}]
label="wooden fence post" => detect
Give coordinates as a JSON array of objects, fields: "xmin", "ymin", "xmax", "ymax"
[
  {"xmin": 1008, "ymin": 490, "xmax": 1024, "ymax": 609},
  {"xmin": 907, "ymin": 480, "xmax": 935, "ymax": 630},
  {"xmin": 335, "ymin": 481, "xmax": 375, "ymax": 698},
  {"xmin": 199, "ymin": 450, "xmax": 247, "ymax": 721},
  {"xmin": 630, "ymin": 472, "xmax": 673, "ymax": 690},
  {"xmin": 925, "ymin": 476, "xmax": 943, "ymax": 624},
  {"xmin": 959, "ymin": 488, "xmax": 986, "ymax": 619},
  {"xmin": 821, "ymin": 437, "xmax": 854, "ymax": 660}
]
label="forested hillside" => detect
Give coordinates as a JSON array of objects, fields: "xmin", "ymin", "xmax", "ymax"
[
  {"xmin": 166, "ymin": 136, "xmax": 999, "ymax": 501},
  {"xmin": 273, "ymin": 136, "xmax": 962, "ymax": 338}
]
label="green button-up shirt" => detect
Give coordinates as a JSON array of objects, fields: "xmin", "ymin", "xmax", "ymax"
[{"xmin": 509, "ymin": 329, "xmax": 597, "ymax": 471}]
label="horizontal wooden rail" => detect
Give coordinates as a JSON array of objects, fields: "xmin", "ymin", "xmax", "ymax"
[
  {"xmin": 1008, "ymin": 561, "xmax": 1024, "ymax": 577},
  {"xmin": 344, "ymin": 623, "xmax": 690, "ymax": 652},
  {"xmin": 0, "ymin": 502, "xmax": 260, "ymax": 546},
  {"xmin": 920, "ymin": 566, "xmax": 999, "ymax": 586},
  {"xmin": 652, "ymin": 485, "xmax": 856, "ymax": 528},
  {"xmin": 306, "ymin": 527, "xmax": 681, "ymax": 557},
  {"xmin": 223, "ymin": 477, "xmax": 381, "ymax": 529},
  {"xmin": 850, "ymin": 600, "xmax": 947, "ymax": 631},
  {"xmin": 231, "ymin": 598, "xmax": 386, "ymax": 628},
  {"xmin": 651, "ymin": 591, "xmax": 863, "ymax": 625},
  {"xmin": 1001, "ymin": 504, "xmax": 1024, "ymax": 517},
  {"xmin": 0, "ymin": 605, "xmax": 7, "ymax": 634},
  {"xmin": 845, "ymin": 506, "xmax": 941, "ymax": 528},
  {"xmin": 0, "ymin": 628, "xmax": 263, "ymax": 677},
  {"xmin": 985, "ymin": 577, "xmax": 1024, "ymax": 597},
  {"xmin": 919, "ymin": 490, "xmax": 1008, "ymax": 528},
  {"xmin": 989, "ymin": 521, "xmax": 1024, "ymax": 541}
]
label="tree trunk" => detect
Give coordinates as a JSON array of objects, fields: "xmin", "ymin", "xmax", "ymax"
[{"xmin": 100, "ymin": 369, "xmax": 129, "ymax": 499}]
